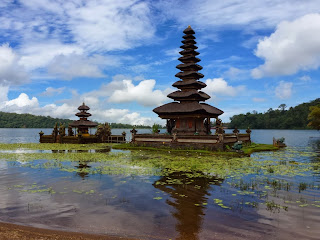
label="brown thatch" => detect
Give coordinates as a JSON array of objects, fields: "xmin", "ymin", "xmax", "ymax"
[
  {"xmin": 78, "ymin": 103, "xmax": 90, "ymax": 111},
  {"xmin": 175, "ymin": 71, "xmax": 204, "ymax": 79},
  {"xmin": 167, "ymin": 90, "xmax": 210, "ymax": 101},
  {"xmin": 178, "ymin": 56, "xmax": 200, "ymax": 63},
  {"xmin": 75, "ymin": 112, "xmax": 92, "ymax": 117},
  {"xmin": 176, "ymin": 63, "xmax": 203, "ymax": 71},
  {"xmin": 172, "ymin": 80, "xmax": 206, "ymax": 89},
  {"xmin": 153, "ymin": 102, "xmax": 223, "ymax": 118},
  {"xmin": 69, "ymin": 120, "xmax": 98, "ymax": 127},
  {"xmin": 183, "ymin": 26, "xmax": 195, "ymax": 34}
]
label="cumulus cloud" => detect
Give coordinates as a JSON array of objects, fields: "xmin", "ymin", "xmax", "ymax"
[
  {"xmin": 252, "ymin": 14, "xmax": 320, "ymax": 78},
  {"xmin": 108, "ymin": 79, "xmax": 168, "ymax": 106},
  {"xmin": 275, "ymin": 81, "xmax": 293, "ymax": 99},
  {"xmin": 3, "ymin": 93, "xmax": 39, "ymax": 113},
  {"xmin": 40, "ymin": 87, "xmax": 65, "ymax": 97},
  {"xmin": 0, "ymin": 92, "xmax": 155, "ymax": 126},
  {"xmin": 91, "ymin": 109, "xmax": 154, "ymax": 126},
  {"xmin": 204, "ymin": 78, "xmax": 245, "ymax": 97},
  {"xmin": 0, "ymin": 43, "xmax": 29, "ymax": 85}
]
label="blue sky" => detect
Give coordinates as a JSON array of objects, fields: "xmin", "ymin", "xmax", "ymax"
[{"xmin": 0, "ymin": 0, "xmax": 319, "ymax": 125}]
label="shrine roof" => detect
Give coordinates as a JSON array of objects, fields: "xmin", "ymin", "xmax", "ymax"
[
  {"xmin": 78, "ymin": 102, "xmax": 90, "ymax": 111},
  {"xmin": 69, "ymin": 120, "xmax": 98, "ymax": 127},
  {"xmin": 153, "ymin": 102, "xmax": 223, "ymax": 117}
]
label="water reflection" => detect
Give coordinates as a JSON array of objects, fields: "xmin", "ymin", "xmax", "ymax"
[
  {"xmin": 153, "ymin": 171, "xmax": 224, "ymax": 240},
  {"xmin": 75, "ymin": 162, "xmax": 91, "ymax": 179},
  {"xmin": 309, "ymin": 137, "xmax": 320, "ymax": 153}
]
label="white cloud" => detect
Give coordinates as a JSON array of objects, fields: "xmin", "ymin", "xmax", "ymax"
[
  {"xmin": 275, "ymin": 81, "xmax": 293, "ymax": 99},
  {"xmin": 299, "ymin": 75, "xmax": 311, "ymax": 81},
  {"xmin": 91, "ymin": 109, "xmax": 154, "ymax": 126},
  {"xmin": 158, "ymin": 0, "xmax": 319, "ymax": 30},
  {"xmin": 65, "ymin": 0, "xmax": 156, "ymax": 51},
  {"xmin": 164, "ymin": 48, "xmax": 180, "ymax": 60},
  {"xmin": 252, "ymin": 14, "xmax": 320, "ymax": 78},
  {"xmin": 223, "ymin": 67, "xmax": 246, "ymax": 80},
  {"xmin": 0, "ymin": 85, "xmax": 9, "ymax": 102},
  {"xmin": 0, "ymin": 43, "xmax": 29, "ymax": 85},
  {"xmin": 18, "ymin": 42, "xmax": 83, "ymax": 71},
  {"xmin": 109, "ymin": 79, "xmax": 168, "ymax": 106},
  {"xmin": 48, "ymin": 53, "xmax": 110, "ymax": 80},
  {"xmin": 40, "ymin": 87, "xmax": 65, "ymax": 97},
  {"xmin": 241, "ymin": 35, "xmax": 263, "ymax": 49},
  {"xmin": 204, "ymin": 78, "xmax": 245, "ymax": 97},
  {"xmin": 0, "ymin": 91, "xmax": 155, "ymax": 126},
  {"xmin": 3, "ymin": 93, "xmax": 39, "ymax": 112},
  {"xmin": 0, "ymin": 0, "xmax": 157, "ymax": 82}
]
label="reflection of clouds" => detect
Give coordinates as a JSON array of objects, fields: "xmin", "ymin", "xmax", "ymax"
[
  {"xmin": 257, "ymin": 195, "xmax": 320, "ymax": 239},
  {"xmin": 0, "ymin": 160, "xmax": 8, "ymax": 170},
  {"xmin": 0, "ymin": 171, "xmax": 175, "ymax": 238}
]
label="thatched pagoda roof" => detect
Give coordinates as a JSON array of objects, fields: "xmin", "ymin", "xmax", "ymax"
[
  {"xmin": 69, "ymin": 120, "xmax": 98, "ymax": 127},
  {"xmin": 153, "ymin": 102, "xmax": 223, "ymax": 118},
  {"xmin": 78, "ymin": 103, "xmax": 90, "ymax": 111},
  {"xmin": 172, "ymin": 80, "xmax": 206, "ymax": 89},
  {"xmin": 75, "ymin": 112, "xmax": 92, "ymax": 117},
  {"xmin": 167, "ymin": 90, "xmax": 210, "ymax": 101}
]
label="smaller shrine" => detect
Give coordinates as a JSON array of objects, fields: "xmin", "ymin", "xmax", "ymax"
[
  {"xmin": 39, "ymin": 103, "xmax": 126, "ymax": 144},
  {"xmin": 69, "ymin": 103, "xmax": 98, "ymax": 136}
]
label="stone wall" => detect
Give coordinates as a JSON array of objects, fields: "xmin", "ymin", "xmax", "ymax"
[{"xmin": 132, "ymin": 132, "xmax": 251, "ymax": 150}]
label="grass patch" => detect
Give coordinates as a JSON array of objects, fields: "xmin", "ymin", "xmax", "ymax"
[{"xmin": 242, "ymin": 143, "xmax": 279, "ymax": 155}]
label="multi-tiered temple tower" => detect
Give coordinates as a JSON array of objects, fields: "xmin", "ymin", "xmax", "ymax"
[{"xmin": 153, "ymin": 26, "xmax": 223, "ymax": 135}]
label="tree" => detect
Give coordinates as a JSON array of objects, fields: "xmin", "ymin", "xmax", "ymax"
[
  {"xmin": 308, "ymin": 105, "xmax": 320, "ymax": 130},
  {"xmin": 278, "ymin": 104, "xmax": 287, "ymax": 111}
]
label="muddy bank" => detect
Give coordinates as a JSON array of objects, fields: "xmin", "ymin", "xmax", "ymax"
[{"xmin": 0, "ymin": 222, "xmax": 136, "ymax": 240}]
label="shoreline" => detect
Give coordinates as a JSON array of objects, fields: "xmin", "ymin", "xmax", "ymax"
[{"xmin": 0, "ymin": 221, "xmax": 137, "ymax": 240}]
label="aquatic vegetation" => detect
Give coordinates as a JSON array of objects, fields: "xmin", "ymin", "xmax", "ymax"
[
  {"xmin": 1, "ymin": 143, "xmax": 320, "ymax": 215},
  {"xmin": 0, "ymin": 143, "xmax": 110, "ymax": 151}
]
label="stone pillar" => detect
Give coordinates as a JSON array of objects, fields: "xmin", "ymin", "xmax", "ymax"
[
  {"xmin": 39, "ymin": 131, "xmax": 44, "ymax": 143},
  {"xmin": 130, "ymin": 128, "xmax": 137, "ymax": 142}
]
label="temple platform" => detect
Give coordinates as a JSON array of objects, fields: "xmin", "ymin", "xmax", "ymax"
[
  {"xmin": 131, "ymin": 133, "xmax": 251, "ymax": 150},
  {"xmin": 39, "ymin": 134, "xmax": 126, "ymax": 144}
]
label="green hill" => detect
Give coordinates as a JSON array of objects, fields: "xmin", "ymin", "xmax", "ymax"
[
  {"xmin": 229, "ymin": 98, "xmax": 320, "ymax": 129},
  {"xmin": 0, "ymin": 112, "xmax": 73, "ymax": 128},
  {"xmin": 0, "ymin": 111, "xmax": 152, "ymax": 129}
]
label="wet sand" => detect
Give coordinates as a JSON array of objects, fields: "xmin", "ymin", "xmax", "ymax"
[{"xmin": 0, "ymin": 222, "xmax": 136, "ymax": 240}]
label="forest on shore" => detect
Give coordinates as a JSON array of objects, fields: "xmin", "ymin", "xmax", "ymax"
[
  {"xmin": 0, "ymin": 112, "xmax": 151, "ymax": 129},
  {"xmin": 229, "ymin": 98, "xmax": 320, "ymax": 129}
]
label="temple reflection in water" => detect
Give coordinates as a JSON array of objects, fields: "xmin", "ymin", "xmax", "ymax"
[{"xmin": 153, "ymin": 171, "xmax": 224, "ymax": 240}]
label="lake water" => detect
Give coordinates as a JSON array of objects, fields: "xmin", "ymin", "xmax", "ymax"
[{"xmin": 0, "ymin": 128, "xmax": 319, "ymax": 239}]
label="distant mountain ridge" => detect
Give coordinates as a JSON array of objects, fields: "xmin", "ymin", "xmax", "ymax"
[
  {"xmin": 0, "ymin": 112, "xmax": 151, "ymax": 129},
  {"xmin": 229, "ymin": 98, "xmax": 320, "ymax": 129}
]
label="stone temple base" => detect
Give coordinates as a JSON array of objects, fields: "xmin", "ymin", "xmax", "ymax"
[{"xmin": 131, "ymin": 133, "xmax": 251, "ymax": 151}]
